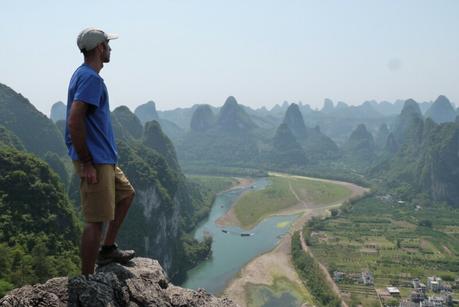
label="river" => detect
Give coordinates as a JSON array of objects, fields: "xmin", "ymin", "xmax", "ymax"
[{"xmin": 182, "ymin": 177, "xmax": 299, "ymax": 295}]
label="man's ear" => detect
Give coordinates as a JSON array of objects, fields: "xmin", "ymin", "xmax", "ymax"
[{"xmin": 97, "ymin": 43, "xmax": 105, "ymax": 54}]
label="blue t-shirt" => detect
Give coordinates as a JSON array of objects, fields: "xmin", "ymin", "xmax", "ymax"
[{"xmin": 65, "ymin": 63, "xmax": 118, "ymax": 164}]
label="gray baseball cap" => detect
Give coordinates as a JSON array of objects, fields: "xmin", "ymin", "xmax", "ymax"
[{"xmin": 77, "ymin": 27, "xmax": 118, "ymax": 52}]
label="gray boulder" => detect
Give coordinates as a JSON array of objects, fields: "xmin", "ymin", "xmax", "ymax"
[{"xmin": 0, "ymin": 258, "xmax": 237, "ymax": 307}]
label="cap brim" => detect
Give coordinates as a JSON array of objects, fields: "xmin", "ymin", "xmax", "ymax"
[{"xmin": 106, "ymin": 33, "xmax": 119, "ymax": 40}]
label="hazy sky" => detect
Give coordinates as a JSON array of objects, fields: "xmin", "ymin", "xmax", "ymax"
[{"xmin": 1, "ymin": 0, "xmax": 458, "ymax": 115}]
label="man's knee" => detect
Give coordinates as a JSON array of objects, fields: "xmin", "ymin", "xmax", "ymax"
[
  {"xmin": 121, "ymin": 190, "xmax": 135, "ymax": 204},
  {"xmin": 125, "ymin": 190, "xmax": 135, "ymax": 207}
]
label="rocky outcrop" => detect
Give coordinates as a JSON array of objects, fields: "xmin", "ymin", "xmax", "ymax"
[
  {"xmin": 134, "ymin": 101, "xmax": 160, "ymax": 125},
  {"xmin": 190, "ymin": 105, "xmax": 214, "ymax": 132},
  {"xmin": 424, "ymin": 95, "xmax": 456, "ymax": 124},
  {"xmin": 270, "ymin": 100, "xmax": 290, "ymax": 116},
  {"xmin": 0, "ymin": 258, "xmax": 237, "ymax": 307},
  {"xmin": 392, "ymin": 99, "xmax": 424, "ymax": 146},
  {"xmin": 335, "ymin": 101, "xmax": 348, "ymax": 110},
  {"xmin": 384, "ymin": 132, "xmax": 399, "ymax": 153},
  {"xmin": 112, "ymin": 106, "xmax": 143, "ymax": 140},
  {"xmin": 375, "ymin": 123, "xmax": 390, "ymax": 149},
  {"xmin": 270, "ymin": 123, "xmax": 307, "ymax": 168},
  {"xmin": 143, "ymin": 120, "xmax": 179, "ymax": 170},
  {"xmin": 216, "ymin": 96, "xmax": 257, "ymax": 132},
  {"xmin": 321, "ymin": 98, "xmax": 334, "ymax": 113},
  {"xmin": 343, "ymin": 124, "xmax": 376, "ymax": 162},
  {"xmin": 281, "ymin": 103, "xmax": 339, "ymax": 160},
  {"xmin": 0, "ymin": 83, "xmax": 66, "ymax": 157},
  {"xmin": 50, "ymin": 101, "xmax": 66, "ymax": 122},
  {"xmin": 282, "ymin": 103, "xmax": 307, "ymax": 139},
  {"xmin": 417, "ymin": 119, "xmax": 459, "ymax": 205}
]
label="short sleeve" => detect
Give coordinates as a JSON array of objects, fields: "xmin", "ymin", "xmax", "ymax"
[{"xmin": 74, "ymin": 74, "xmax": 103, "ymax": 107}]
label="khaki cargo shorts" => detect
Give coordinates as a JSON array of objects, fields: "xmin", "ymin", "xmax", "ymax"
[{"xmin": 73, "ymin": 161, "xmax": 135, "ymax": 223}]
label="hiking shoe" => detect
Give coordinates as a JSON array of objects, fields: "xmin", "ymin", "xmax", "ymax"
[{"xmin": 96, "ymin": 243, "xmax": 135, "ymax": 266}]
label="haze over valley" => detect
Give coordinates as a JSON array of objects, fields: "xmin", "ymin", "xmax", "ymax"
[
  {"xmin": 1, "ymin": 80, "xmax": 459, "ymax": 306},
  {"xmin": 2, "ymin": 1, "xmax": 459, "ymax": 306}
]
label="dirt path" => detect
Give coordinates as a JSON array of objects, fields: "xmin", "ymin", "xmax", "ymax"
[
  {"xmin": 300, "ymin": 229, "xmax": 349, "ymax": 307},
  {"xmin": 271, "ymin": 172, "xmax": 369, "ymax": 200},
  {"xmin": 289, "ymin": 181, "xmax": 307, "ymax": 207},
  {"xmin": 222, "ymin": 173, "xmax": 368, "ymax": 307}
]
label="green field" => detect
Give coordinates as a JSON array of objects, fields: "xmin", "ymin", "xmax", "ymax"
[
  {"xmin": 288, "ymin": 176, "xmax": 352, "ymax": 205},
  {"xmin": 233, "ymin": 175, "xmax": 353, "ymax": 229},
  {"xmin": 305, "ymin": 196, "xmax": 459, "ymax": 306}
]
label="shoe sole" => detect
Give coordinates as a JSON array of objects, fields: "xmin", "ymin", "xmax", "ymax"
[
  {"xmin": 96, "ymin": 254, "xmax": 135, "ymax": 266},
  {"xmin": 96, "ymin": 258, "xmax": 114, "ymax": 266}
]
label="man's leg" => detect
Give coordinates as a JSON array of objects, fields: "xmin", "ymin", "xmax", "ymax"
[
  {"xmin": 103, "ymin": 192, "xmax": 134, "ymax": 246},
  {"xmin": 81, "ymin": 222, "xmax": 103, "ymax": 275},
  {"xmin": 97, "ymin": 166, "xmax": 136, "ymax": 265}
]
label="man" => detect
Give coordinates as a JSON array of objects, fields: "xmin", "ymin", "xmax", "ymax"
[{"xmin": 65, "ymin": 27, "xmax": 135, "ymax": 276}]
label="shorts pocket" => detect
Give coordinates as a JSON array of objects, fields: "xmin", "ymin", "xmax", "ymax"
[{"xmin": 82, "ymin": 165, "xmax": 114, "ymax": 193}]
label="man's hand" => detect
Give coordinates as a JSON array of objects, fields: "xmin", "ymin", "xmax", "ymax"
[
  {"xmin": 81, "ymin": 162, "xmax": 98, "ymax": 184},
  {"xmin": 68, "ymin": 100, "xmax": 97, "ymax": 182}
]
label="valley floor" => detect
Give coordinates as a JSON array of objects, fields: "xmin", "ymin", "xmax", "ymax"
[
  {"xmin": 306, "ymin": 196, "xmax": 459, "ymax": 306},
  {"xmin": 222, "ymin": 173, "xmax": 367, "ymax": 307}
]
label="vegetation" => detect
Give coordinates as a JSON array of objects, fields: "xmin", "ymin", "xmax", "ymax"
[
  {"xmin": 114, "ymin": 138, "xmax": 215, "ymax": 282},
  {"xmin": 186, "ymin": 175, "xmax": 235, "ymax": 196},
  {"xmin": 3, "ymin": 79, "xmax": 459, "ymax": 304},
  {"xmin": 112, "ymin": 106, "xmax": 143, "ymax": 140},
  {"xmin": 371, "ymin": 100, "xmax": 459, "ymax": 207},
  {"xmin": 177, "ymin": 96, "xmax": 260, "ymax": 166},
  {"xmin": 269, "ymin": 123, "xmax": 307, "ymax": 168},
  {"xmin": 291, "ymin": 232, "xmax": 341, "ymax": 306},
  {"xmin": 111, "ymin": 119, "xmax": 238, "ymax": 282},
  {"xmin": 305, "ymin": 196, "xmax": 459, "ymax": 306},
  {"xmin": 0, "ymin": 83, "xmax": 66, "ymax": 157},
  {"xmin": 181, "ymin": 163, "xmax": 267, "ymax": 177},
  {"xmin": 0, "ymin": 124, "xmax": 24, "ymax": 151},
  {"xmin": 44, "ymin": 151, "xmax": 69, "ymax": 189},
  {"xmin": 185, "ymin": 175, "xmax": 236, "ymax": 231},
  {"xmin": 233, "ymin": 175, "xmax": 352, "ymax": 228},
  {"xmin": 343, "ymin": 124, "xmax": 376, "ymax": 168},
  {"xmin": 0, "ymin": 147, "xmax": 81, "ymax": 297}
]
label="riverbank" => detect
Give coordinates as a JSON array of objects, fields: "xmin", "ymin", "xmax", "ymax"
[
  {"xmin": 225, "ymin": 177, "xmax": 256, "ymax": 192},
  {"xmin": 223, "ymin": 209, "xmax": 319, "ymax": 307},
  {"xmin": 222, "ymin": 173, "xmax": 368, "ymax": 307},
  {"xmin": 183, "ymin": 177, "xmax": 299, "ymax": 294},
  {"xmin": 217, "ymin": 172, "xmax": 368, "ymax": 229}
]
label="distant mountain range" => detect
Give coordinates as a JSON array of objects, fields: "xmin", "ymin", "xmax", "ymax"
[
  {"xmin": 48, "ymin": 92, "xmax": 458, "ymax": 190},
  {"xmin": 372, "ymin": 99, "xmax": 459, "ymax": 206},
  {"xmin": 48, "ymin": 94, "xmax": 456, "ymax": 147}
]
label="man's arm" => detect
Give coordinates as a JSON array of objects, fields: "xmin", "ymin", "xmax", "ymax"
[{"xmin": 68, "ymin": 101, "xmax": 97, "ymax": 184}]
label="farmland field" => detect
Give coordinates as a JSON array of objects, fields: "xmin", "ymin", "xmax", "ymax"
[{"xmin": 304, "ymin": 196, "xmax": 459, "ymax": 306}]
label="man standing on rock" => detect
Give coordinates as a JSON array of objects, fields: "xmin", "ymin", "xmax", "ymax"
[{"xmin": 65, "ymin": 27, "xmax": 135, "ymax": 276}]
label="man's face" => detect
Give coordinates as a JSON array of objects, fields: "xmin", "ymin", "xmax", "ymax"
[{"xmin": 100, "ymin": 41, "xmax": 111, "ymax": 63}]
